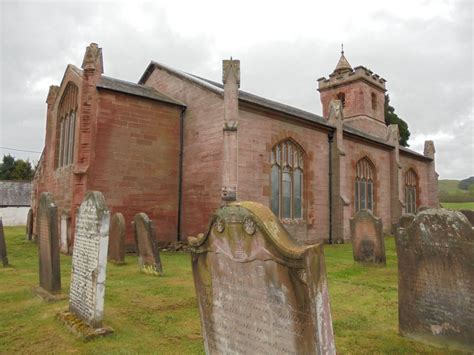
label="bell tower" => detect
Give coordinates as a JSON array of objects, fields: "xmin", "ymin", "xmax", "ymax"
[{"xmin": 317, "ymin": 48, "xmax": 388, "ymax": 138}]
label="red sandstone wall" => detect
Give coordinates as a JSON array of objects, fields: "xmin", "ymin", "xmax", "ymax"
[
  {"xmin": 88, "ymin": 90, "xmax": 182, "ymax": 246},
  {"xmin": 238, "ymin": 108, "xmax": 330, "ymax": 243},
  {"xmin": 342, "ymin": 138, "xmax": 392, "ymax": 238},
  {"xmin": 143, "ymin": 68, "xmax": 225, "ymax": 238}
]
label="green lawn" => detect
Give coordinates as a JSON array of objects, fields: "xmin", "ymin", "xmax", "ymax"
[
  {"xmin": 0, "ymin": 226, "xmax": 462, "ymax": 354},
  {"xmin": 440, "ymin": 202, "xmax": 474, "ymax": 210}
]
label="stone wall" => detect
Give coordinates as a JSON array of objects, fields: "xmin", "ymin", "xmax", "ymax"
[
  {"xmin": 395, "ymin": 209, "xmax": 474, "ymax": 351},
  {"xmin": 88, "ymin": 89, "xmax": 182, "ymax": 246},
  {"xmin": 0, "ymin": 207, "xmax": 30, "ymax": 226}
]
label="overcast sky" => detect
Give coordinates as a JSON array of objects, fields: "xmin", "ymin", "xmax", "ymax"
[{"xmin": 1, "ymin": 0, "xmax": 472, "ymax": 179}]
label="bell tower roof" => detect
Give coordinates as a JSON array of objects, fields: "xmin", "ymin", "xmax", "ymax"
[{"xmin": 333, "ymin": 46, "xmax": 352, "ymax": 74}]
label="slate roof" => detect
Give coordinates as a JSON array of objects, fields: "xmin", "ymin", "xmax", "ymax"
[
  {"xmin": 97, "ymin": 75, "xmax": 185, "ymax": 107},
  {"xmin": 138, "ymin": 61, "xmax": 431, "ymax": 160},
  {"xmin": 0, "ymin": 181, "xmax": 32, "ymax": 207}
]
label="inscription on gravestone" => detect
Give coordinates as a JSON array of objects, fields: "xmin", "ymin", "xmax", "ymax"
[
  {"xmin": 350, "ymin": 209, "xmax": 385, "ymax": 265},
  {"xmin": 0, "ymin": 218, "xmax": 9, "ymax": 267},
  {"xmin": 69, "ymin": 191, "xmax": 110, "ymax": 328},
  {"xmin": 396, "ymin": 209, "xmax": 474, "ymax": 351},
  {"xmin": 108, "ymin": 213, "xmax": 126, "ymax": 264},
  {"xmin": 188, "ymin": 201, "xmax": 336, "ymax": 355},
  {"xmin": 37, "ymin": 192, "xmax": 61, "ymax": 295},
  {"xmin": 133, "ymin": 213, "xmax": 162, "ymax": 275}
]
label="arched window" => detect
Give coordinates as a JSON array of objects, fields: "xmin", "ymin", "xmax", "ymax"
[
  {"xmin": 355, "ymin": 157, "xmax": 375, "ymax": 212},
  {"xmin": 336, "ymin": 92, "xmax": 346, "ymax": 108},
  {"xmin": 371, "ymin": 93, "xmax": 377, "ymax": 110},
  {"xmin": 271, "ymin": 140, "xmax": 304, "ymax": 220},
  {"xmin": 56, "ymin": 83, "xmax": 78, "ymax": 168},
  {"xmin": 405, "ymin": 169, "xmax": 417, "ymax": 214}
]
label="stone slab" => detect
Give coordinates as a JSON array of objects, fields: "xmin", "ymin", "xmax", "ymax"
[
  {"xmin": 350, "ymin": 209, "xmax": 385, "ymax": 265},
  {"xmin": 108, "ymin": 213, "xmax": 126, "ymax": 264},
  {"xmin": 133, "ymin": 213, "xmax": 162, "ymax": 275},
  {"xmin": 60, "ymin": 213, "xmax": 70, "ymax": 254},
  {"xmin": 395, "ymin": 208, "xmax": 474, "ymax": 351},
  {"xmin": 188, "ymin": 201, "xmax": 336, "ymax": 355},
  {"xmin": 26, "ymin": 208, "xmax": 33, "ymax": 241},
  {"xmin": 56, "ymin": 311, "xmax": 113, "ymax": 340},
  {"xmin": 0, "ymin": 217, "xmax": 9, "ymax": 267},
  {"xmin": 69, "ymin": 191, "xmax": 110, "ymax": 328},
  {"xmin": 37, "ymin": 192, "xmax": 61, "ymax": 294}
]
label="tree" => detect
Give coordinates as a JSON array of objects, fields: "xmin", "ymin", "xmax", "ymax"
[
  {"xmin": 384, "ymin": 94, "xmax": 411, "ymax": 147},
  {"xmin": 0, "ymin": 154, "xmax": 35, "ymax": 180}
]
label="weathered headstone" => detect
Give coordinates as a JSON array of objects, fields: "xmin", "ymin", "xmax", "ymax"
[
  {"xmin": 459, "ymin": 209, "xmax": 474, "ymax": 226},
  {"xmin": 0, "ymin": 217, "xmax": 9, "ymax": 267},
  {"xmin": 188, "ymin": 201, "xmax": 336, "ymax": 354},
  {"xmin": 34, "ymin": 192, "xmax": 63, "ymax": 300},
  {"xmin": 59, "ymin": 212, "xmax": 70, "ymax": 254},
  {"xmin": 57, "ymin": 191, "xmax": 113, "ymax": 338},
  {"xmin": 108, "ymin": 212, "xmax": 125, "ymax": 264},
  {"xmin": 395, "ymin": 208, "xmax": 474, "ymax": 351},
  {"xmin": 26, "ymin": 208, "xmax": 33, "ymax": 241},
  {"xmin": 133, "ymin": 213, "xmax": 162, "ymax": 275},
  {"xmin": 350, "ymin": 209, "xmax": 385, "ymax": 265}
]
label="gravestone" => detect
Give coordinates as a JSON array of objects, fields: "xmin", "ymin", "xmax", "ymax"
[
  {"xmin": 34, "ymin": 192, "xmax": 63, "ymax": 300},
  {"xmin": 60, "ymin": 212, "xmax": 70, "ymax": 254},
  {"xmin": 108, "ymin": 212, "xmax": 125, "ymax": 264},
  {"xmin": 350, "ymin": 209, "xmax": 385, "ymax": 265},
  {"xmin": 459, "ymin": 209, "xmax": 474, "ymax": 226},
  {"xmin": 26, "ymin": 208, "xmax": 33, "ymax": 241},
  {"xmin": 188, "ymin": 201, "xmax": 336, "ymax": 354},
  {"xmin": 57, "ymin": 191, "xmax": 113, "ymax": 338},
  {"xmin": 133, "ymin": 213, "xmax": 162, "ymax": 275},
  {"xmin": 0, "ymin": 217, "xmax": 9, "ymax": 267},
  {"xmin": 395, "ymin": 208, "xmax": 474, "ymax": 351}
]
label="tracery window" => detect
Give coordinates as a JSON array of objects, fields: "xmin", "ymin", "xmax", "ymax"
[
  {"xmin": 405, "ymin": 169, "xmax": 417, "ymax": 214},
  {"xmin": 56, "ymin": 83, "xmax": 78, "ymax": 168},
  {"xmin": 355, "ymin": 157, "xmax": 375, "ymax": 211},
  {"xmin": 271, "ymin": 140, "xmax": 304, "ymax": 219}
]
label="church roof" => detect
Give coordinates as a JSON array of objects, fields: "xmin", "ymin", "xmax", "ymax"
[
  {"xmin": 97, "ymin": 75, "xmax": 186, "ymax": 107},
  {"xmin": 138, "ymin": 61, "xmax": 431, "ymax": 161}
]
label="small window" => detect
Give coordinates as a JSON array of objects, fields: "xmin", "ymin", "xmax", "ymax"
[
  {"xmin": 355, "ymin": 157, "xmax": 375, "ymax": 212},
  {"xmin": 270, "ymin": 139, "xmax": 305, "ymax": 220},
  {"xmin": 336, "ymin": 92, "xmax": 346, "ymax": 108},
  {"xmin": 371, "ymin": 93, "xmax": 377, "ymax": 110}
]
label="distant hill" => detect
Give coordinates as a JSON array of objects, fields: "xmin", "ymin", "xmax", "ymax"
[
  {"xmin": 459, "ymin": 176, "xmax": 474, "ymax": 190},
  {"xmin": 439, "ymin": 179, "xmax": 474, "ymax": 203}
]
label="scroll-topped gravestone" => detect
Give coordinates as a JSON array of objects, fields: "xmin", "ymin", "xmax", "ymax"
[
  {"xmin": 26, "ymin": 208, "xmax": 33, "ymax": 241},
  {"xmin": 58, "ymin": 191, "xmax": 113, "ymax": 338},
  {"xmin": 133, "ymin": 213, "xmax": 162, "ymax": 275},
  {"xmin": 350, "ymin": 209, "xmax": 385, "ymax": 265},
  {"xmin": 188, "ymin": 201, "xmax": 336, "ymax": 354},
  {"xmin": 0, "ymin": 218, "xmax": 9, "ymax": 267},
  {"xmin": 108, "ymin": 213, "xmax": 126, "ymax": 264},
  {"xmin": 35, "ymin": 192, "xmax": 63, "ymax": 300},
  {"xmin": 395, "ymin": 209, "xmax": 474, "ymax": 351}
]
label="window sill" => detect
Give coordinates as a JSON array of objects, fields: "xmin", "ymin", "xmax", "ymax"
[{"xmin": 280, "ymin": 218, "xmax": 306, "ymax": 225}]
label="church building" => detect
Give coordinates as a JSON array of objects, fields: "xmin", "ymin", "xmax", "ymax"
[{"xmin": 31, "ymin": 43, "xmax": 438, "ymax": 251}]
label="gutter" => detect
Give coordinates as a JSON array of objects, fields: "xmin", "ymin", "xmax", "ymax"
[{"xmin": 176, "ymin": 107, "xmax": 186, "ymax": 242}]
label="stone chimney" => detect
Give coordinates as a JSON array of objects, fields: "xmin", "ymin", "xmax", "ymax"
[
  {"xmin": 221, "ymin": 58, "xmax": 240, "ymax": 202},
  {"xmin": 423, "ymin": 140, "xmax": 435, "ymax": 159},
  {"xmin": 81, "ymin": 43, "xmax": 104, "ymax": 74}
]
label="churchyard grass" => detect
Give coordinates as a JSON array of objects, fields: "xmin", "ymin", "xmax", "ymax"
[
  {"xmin": 0, "ymin": 226, "xmax": 461, "ymax": 354},
  {"xmin": 441, "ymin": 202, "xmax": 474, "ymax": 210}
]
